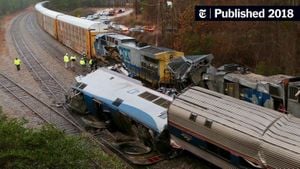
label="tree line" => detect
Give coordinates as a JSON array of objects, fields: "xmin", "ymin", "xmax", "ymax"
[
  {"xmin": 157, "ymin": 0, "xmax": 300, "ymax": 75},
  {"xmin": 46, "ymin": 0, "xmax": 133, "ymax": 12},
  {"xmin": 0, "ymin": 0, "xmax": 39, "ymax": 16}
]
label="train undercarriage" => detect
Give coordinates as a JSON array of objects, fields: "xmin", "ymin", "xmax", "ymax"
[{"xmin": 65, "ymin": 89, "xmax": 174, "ymax": 165}]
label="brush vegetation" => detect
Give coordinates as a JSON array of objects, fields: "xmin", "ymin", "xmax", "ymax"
[{"xmin": 0, "ymin": 107, "xmax": 126, "ymax": 169}]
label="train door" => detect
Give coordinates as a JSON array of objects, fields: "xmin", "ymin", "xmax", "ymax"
[
  {"xmin": 92, "ymin": 99, "xmax": 108, "ymax": 121},
  {"xmin": 224, "ymin": 81, "xmax": 240, "ymax": 99},
  {"xmin": 287, "ymin": 85, "xmax": 300, "ymax": 117}
]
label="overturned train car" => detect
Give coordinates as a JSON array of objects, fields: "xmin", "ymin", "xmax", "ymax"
[
  {"xmin": 66, "ymin": 69, "xmax": 300, "ymax": 168},
  {"xmin": 67, "ymin": 68, "xmax": 173, "ymax": 150}
]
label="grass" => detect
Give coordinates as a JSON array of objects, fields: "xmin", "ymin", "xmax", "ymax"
[{"xmin": 0, "ymin": 106, "xmax": 127, "ymax": 169}]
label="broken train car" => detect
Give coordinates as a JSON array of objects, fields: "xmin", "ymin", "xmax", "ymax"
[
  {"xmin": 94, "ymin": 33, "xmax": 184, "ymax": 86},
  {"xmin": 67, "ymin": 68, "xmax": 173, "ymax": 149},
  {"xmin": 203, "ymin": 64, "xmax": 300, "ymax": 117}
]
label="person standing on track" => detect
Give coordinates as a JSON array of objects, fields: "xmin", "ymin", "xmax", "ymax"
[
  {"xmin": 88, "ymin": 59, "xmax": 94, "ymax": 71},
  {"xmin": 80, "ymin": 57, "xmax": 86, "ymax": 67},
  {"xmin": 14, "ymin": 58, "xmax": 21, "ymax": 71},
  {"xmin": 64, "ymin": 53, "xmax": 70, "ymax": 68},
  {"xmin": 70, "ymin": 55, "xmax": 76, "ymax": 68}
]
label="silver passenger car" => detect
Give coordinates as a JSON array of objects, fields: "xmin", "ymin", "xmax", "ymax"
[{"xmin": 168, "ymin": 86, "xmax": 300, "ymax": 168}]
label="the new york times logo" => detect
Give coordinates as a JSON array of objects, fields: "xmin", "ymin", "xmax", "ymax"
[
  {"xmin": 198, "ymin": 9, "xmax": 207, "ymax": 18},
  {"xmin": 195, "ymin": 6, "xmax": 300, "ymax": 21}
]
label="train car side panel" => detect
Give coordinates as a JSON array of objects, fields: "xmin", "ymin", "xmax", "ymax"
[
  {"xmin": 57, "ymin": 19, "xmax": 87, "ymax": 56},
  {"xmin": 35, "ymin": 2, "xmax": 63, "ymax": 39},
  {"xmin": 36, "ymin": 11, "xmax": 44, "ymax": 29},
  {"xmin": 43, "ymin": 15, "xmax": 57, "ymax": 38},
  {"xmin": 168, "ymin": 103, "xmax": 262, "ymax": 164},
  {"xmin": 90, "ymin": 32, "xmax": 99, "ymax": 58},
  {"xmin": 170, "ymin": 131, "xmax": 237, "ymax": 168}
]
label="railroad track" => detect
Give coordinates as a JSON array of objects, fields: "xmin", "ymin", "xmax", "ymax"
[
  {"xmin": 25, "ymin": 13, "xmax": 72, "ymax": 66},
  {"xmin": 8, "ymin": 12, "xmax": 137, "ymax": 169},
  {"xmin": 6, "ymin": 10, "xmax": 213, "ymax": 169},
  {"xmin": 26, "ymin": 13, "xmax": 107, "ymax": 68},
  {"xmin": 10, "ymin": 14, "xmax": 67, "ymax": 104},
  {"xmin": 0, "ymin": 73, "xmax": 82, "ymax": 134},
  {"xmin": 9, "ymin": 12, "xmax": 82, "ymax": 126},
  {"xmin": 0, "ymin": 73, "xmax": 132, "ymax": 168}
]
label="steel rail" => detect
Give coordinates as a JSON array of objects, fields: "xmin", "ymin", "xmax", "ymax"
[{"xmin": 0, "ymin": 73, "xmax": 83, "ymax": 134}]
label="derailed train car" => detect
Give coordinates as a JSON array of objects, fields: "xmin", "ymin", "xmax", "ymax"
[
  {"xmin": 168, "ymin": 86, "xmax": 300, "ymax": 168},
  {"xmin": 35, "ymin": 1, "xmax": 108, "ymax": 58},
  {"xmin": 94, "ymin": 33, "xmax": 184, "ymax": 86},
  {"xmin": 203, "ymin": 64, "xmax": 300, "ymax": 117},
  {"xmin": 66, "ymin": 69, "xmax": 300, "ymax": 168},
  {"xmin": 67, "ymin": 68, "xmax": 173, "ymax": 149}
]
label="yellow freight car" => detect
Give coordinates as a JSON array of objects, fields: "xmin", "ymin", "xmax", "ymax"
[{"xmin": 35, "ymin": 1, "xmax": 108, "ymax": 59}]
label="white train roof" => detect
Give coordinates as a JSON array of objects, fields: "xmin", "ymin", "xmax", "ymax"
[
  {"xmin": 35, "ymin": 1, "xmax": 64, "ymax": 18},
  {"xmin": 35, "ymin": 1, "xmax": 108, "ymax": 32},
  {"xmin": 96, "ymin": 33, "xmax": 135, "ymax": 41},
  {"xmin": 173, "ymin": 86, "xmax": 283, "ymax": 138},
  {"xmin": 57, "ymin": 15, "xmax": 108, "ymax": 32},
  {"xmin": 261, "ymin": 115, "xmax": 300, "ymax": 168},
  {"xmin": 170, "ymin": 86, "xmax": 300, "ymax": 167},
  {"xmin": 74, "ymin": 68, "xmax": 173, "ymax": 133}
]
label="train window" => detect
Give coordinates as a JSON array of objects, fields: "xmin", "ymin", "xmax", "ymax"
[
  {"xmin": 112, "ymin": 98, "xmax": 123, "ymax": 107},
  {"xmin": 144, "ymin": 56, "xmax": 159, "ymax": 64},
  {"xmin": 153, "ymin": 98, "xmax": 171, "ymax": 108},
  {"xmin": 189, "ymin": 113, "xmax": 197, "ymax": 122},
  {"xmin": 269, "ymin": 85, "xmax": 280, "ymax": 97},
  {"xmin": 206, "ymin": 142, "xmax": 219, "ymax": 154},
  {"xmin": 206, "ymin": 142, "xmax": 231, "ymax": 161},
  {"xmin": 78, "ymin": 83, "xmax": 87, "ymax": 89},
  {"xmin": 204, "ymin": 119, "xmax": 213, "ymax": 128},
  {"xmin": 121, "ymin": 39, "xmax": 135, "ymax": 44},
  {"xmin": 138, "ymin": 91, "xmax": 159, "ymax": 101},
  {"xmin": 75, "ymin": 82, "xmax": 87, "ymax": 89}
]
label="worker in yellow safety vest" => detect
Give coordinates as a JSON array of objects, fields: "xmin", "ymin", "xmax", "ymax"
[
  {"xmin": 79, "ymin": 57, "xmax": 86, "ymax": 67},
  {"xmin": 89, "ymin": 59, "xmax": 94, "ymax": 71},
  {"xmin": 64, "ymin": 53, "xmax": 70, "ymax": 68},
  {"xmin": 14, "ymin": 58, "xmax": 21, "ymax": 71},
  {"xmin": 70, "ymin": 55, "xmax": 76, "ymax": 68}
]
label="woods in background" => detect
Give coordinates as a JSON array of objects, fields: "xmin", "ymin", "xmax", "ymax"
[
  {"xmin": 3, "ymin": 0, "xmax": 298, "ymax": 76},
  {"xmin": 170, "ymin": 0, "xmax": 300, "ymax": 75},
  {"xmin": 0, "ymin": 0, "xmax": 38, "ymax": 16},
  {"xmin": 46, "ymin": 0, "xmax": 133, "ymax": 12}
]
